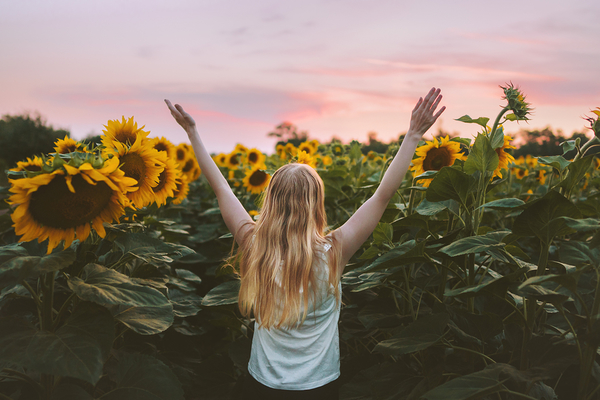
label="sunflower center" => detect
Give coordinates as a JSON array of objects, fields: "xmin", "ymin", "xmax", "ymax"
[
  {"xmin": 119, "ymin": 153, "xmax": 146, "ymax": 187},
  {"xmin": 153, "ymin": 169, "xmax": 167, "ymax": 193},
  {"xmin": 155, "ymin": 142, "xmax": 168, "ymax": 152},
  {"xmin": 60, "ymin": 144, "xmax": 78, "ymax": 154},
  {"xmin": 183, "ymin": 159, "xmax": 194, "ymax": 172},
  {"xmin": 176, "ymin": 149, "xmax": 186, "ymax": 161},
  {"xmin": 423, "ymin": 148, "xmax": 452, "ymax": 171},
  {"xmin": 230, "ymin": 154, "xmax": 240, "ymax": 166},
  {"xmin": 248, "ymin": 153, "xmax": 258, "ymax": 163},
  {"xmin": 114, "ymin": 129, "xmax": 137, "ymax": 145},
  {"xmin": 23, "ymin": 164, "xmax": 42, "ymax": 172},
  {"xmin": 249, "ymin": 170, "xmax": 267, "ymax": 186},
  {"xmin": 28, "ymin": 175, "xmax": 113, "ymax": 229}
]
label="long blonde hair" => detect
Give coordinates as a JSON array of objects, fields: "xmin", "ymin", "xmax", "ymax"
[{"xmin": 235, "ymin": 163, "xmax": 341, "ymax": 329}]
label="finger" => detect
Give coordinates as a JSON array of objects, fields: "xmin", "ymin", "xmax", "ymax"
[
  {"xmin": 430, "ymin": 94, "xmax": 443, "ymax": 112},
  {"xmin": 422, "ymin": 87, "xmax": 436, "ymax": 103},
  {"xmin": 425, "ymin": 88, "xmax": 441, "ymax": 110},
  {"xmin": 433, "ymin": 105, "xmax": 446, "ymax": 120},
  {"xmin": 412, "ymin": 97, "xmax": 423, "ymax": 112}
]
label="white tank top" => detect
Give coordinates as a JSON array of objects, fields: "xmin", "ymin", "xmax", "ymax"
[{"xmin": 247, "ymin": 243, "xmax": 341, "ymax": 390}]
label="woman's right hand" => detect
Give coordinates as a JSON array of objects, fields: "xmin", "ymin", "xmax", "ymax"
[
  {"xmin": 406, "ymin": 88, "xmax": 446, "ymax": 139},
  {"xmin": 165, "ymin": 99, "xmax": 196, "ymax": 133}
]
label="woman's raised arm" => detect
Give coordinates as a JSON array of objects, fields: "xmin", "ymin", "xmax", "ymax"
[
  {"xmin": 165, "ymin": 100, "xmax": 254, "ymax": 244},
  {"xmin": 332, "ymin": 88, "xmax": 446, "ymax": 269}
]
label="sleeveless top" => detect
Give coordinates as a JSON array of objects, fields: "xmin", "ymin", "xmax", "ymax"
[{"xmin": 247, "ymin": 243, "xmax": 341, "ymax": 390}]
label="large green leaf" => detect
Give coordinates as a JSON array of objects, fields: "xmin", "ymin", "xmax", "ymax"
[
  {"xmin": 374, "ymin": 313, "xmax": 449, "ymax": 355},
  {"xmin": 68, "ymin": 264, "xmax": 173, "ymax": 335},
  {"xmin": 439, "ymin": 231, "xmax": 510, "ymax": 257},
  {"xmin": 0, "ymin": 302, "xmax": 114, "ymax": 385},
  {"xmin": 366, "ymin": 240, "xmax": 427, "ymax": 272},
  {"xmin": 98, "ymin": 353, "xmax": 184, "ymax": 400},
  {"xmin": 169, "ymin": 288, "xmax": 203, "ymax": 318},
  {"xmin": 0, "ymin": 248, "xmax": 76, "ymax": 291},
  {"xmin": 512, "ymin": 190, "xmax": 582, "ymax": 244},
  {"xmin": 201, "ymin": 280, "xmax": 240, "ymax": 306},
  {"xmin": 373, "ymin": 222, "xmax": 393, "ymax": 245},
  {"xmin": 558, "ymin": 155, "xmax": 594, "ymax": 195},
  {"xmin": 426, "ymin": 167, "xmax": 476, "ymax": 207},
  {"xmin": 477, "ymin": 198, "xmax": 525, "ymax": 210},
  {"xmin": 421, "ymin": 367, "xmax": 504, "ymax": 400},
  {"xmin": 464, "ymin": 134, "xmax": 499, "ymax": 175},
  {"xmin": 538, "ymin": 155, "xmax": 570, "ymax": 173},
  {"xmin": 109, "ymin": 233, "xmax": 195, "ymax": 266}
]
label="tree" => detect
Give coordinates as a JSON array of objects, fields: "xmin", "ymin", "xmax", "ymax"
[
  {"xmin": 268, "ymin": 122, "xmax": 308, "ymax": 147},
  {"xmin": 0, "ymin": 113, "xmax": 69, "ymax": 168}
]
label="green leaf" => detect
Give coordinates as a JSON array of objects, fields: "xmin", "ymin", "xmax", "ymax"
[
  {"xmin": 68, "ymin": 264, "xmax": 173, "ymax": 335},
  {"xmin": 51, "ymin": 384, "xmax": 93, "ymax": 400},
  {"xmin": 98, "ymin": 353, "xmax": 184, "ymax": 400},
  {"xmin": 426, "ymin": 167, "xmax": 476, "ymax": 206},
  {"xmin": 111, "ymin": 233, "xmax": 195, "ymax": 266},
  {"xmin": 416, "ymin": 198, "xmax": 450, "ymax": 216},
  {"xmin": 555, "ymin": 217, "xmax": 600, "ymax": 232},
  {"xmin": 366, "ymin": 240, "xmax": 426, "ymax": 272},
  {"xmin": 515, "ymin": 284, "xmax": 569, "ymax": 305},
  {"xmin": 374, "ymin": 313, "xmax": 449, "ymax": 355},
  {"xmin": 439, "ymin": 231, "xmax": 510, "ymax": 257},
  {"xmin": 489, "ymin": 125, "xmax": 505, "ymax": 149},
  {"xmin": 0, "ymin": 248, "xmax": 76, "ymax": 291},
  {"xmin": 421, "ymin": 367, "xmax": 504, "ymax": 400},
  {"xmin": 358, "ymin": 245, "xmax": 381, "ymax": 260},
  {"xmin": 0, "ymin": 302, "xmax": 114, "ymax": 385},
  {"xmin": 464, "ymin": 134, "xmax": 499, "ymax": 174},
  {"xmin": 201, "ymin": 280, "xmax": 240, "ymax": 306},
  {"xmin": 561, "ymin": 140, "xmax": 577, "ymax": 155},
  {"xmin": 538, "ymin": 155, "xmax": 571, "ymax": 173},
  {"xmin": 477, "ymin": 198, "xmax": 525, "ymax": 210},
  {"xmin": 512, "ymin": 190, "xmax": 582, "ymax": 244},
  {"xmin": 558, "ymin": 155, "xmax": 594, "ymax": 195},
  {"xmin": 519, "ymin": 271, "xmax": 584, "ymax": 295},
  {"xmin": 373, "ymin": 222, "xmax": 393, "ymax": 245},
  {"xmin": 169, "ymin": 288, "xmax": 203, "ymax": 318},
  {"xmin": 456, "ymin": 115, "xmax": 490, "ymax": 128}
]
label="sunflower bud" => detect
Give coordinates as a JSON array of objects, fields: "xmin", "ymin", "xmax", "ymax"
[
  {"xmin": 501, "ymin": 83, "xmax": 532, "ymax": 121},
  {"xmin": 588, "ymin": 108, "xmax": 600, "ymax": 139}
]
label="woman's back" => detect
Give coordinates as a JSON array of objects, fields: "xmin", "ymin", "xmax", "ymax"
[{"xmin": 248, "ymin": 243, "xmax": 341, "ymax": 390}]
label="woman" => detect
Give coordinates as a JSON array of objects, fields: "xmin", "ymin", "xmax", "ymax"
[{"xmin": 165, "ymin": 88, "xmax": 445, "ymax": 399}]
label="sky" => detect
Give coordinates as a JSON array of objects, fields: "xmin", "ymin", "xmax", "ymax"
[{"xmin": 1, "ymin": 0, "xmax": 599, "ymax": 153}]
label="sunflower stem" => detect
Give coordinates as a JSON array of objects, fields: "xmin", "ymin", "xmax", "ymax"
[
  {"xmin": 574, "ymin": 136, "xmax": 600, "ymax": 161},
  {"xmin": 490, "ymin": 106, "xmax": 510, "ymax": 144},
  {"xmin": 21, "ymin": 280, "xmax": 41, "ymax": 308},
  {"xmin": 51, "ymin": 292, "xmax": 77, "ymax": 331}
]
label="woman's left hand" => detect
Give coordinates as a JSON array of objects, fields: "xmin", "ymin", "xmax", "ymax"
[{"xmin": 165, "ymin": 99, "xmax": 196, "ymax": 133}]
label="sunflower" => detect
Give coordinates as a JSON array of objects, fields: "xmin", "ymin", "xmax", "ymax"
[
  {"xmin": 410, "ymin": 136, "xmax": 467, "ymax": 186},
  {"xmin": 492, "ymin": 135, "xmax": 516, "ymax": 179},
  {"xmin": 228, "ymin": 170, "xmax": 241, "ymax": 187},
  {"xmin": 226, "ymin": 151, "xmax": 243, "ymax": 169},
  {"xmin": 8, "ymin": 156, "xmax": 136, "ymax": 254},
  {"xmin": 235, "ymin": 143, "xmax": 249, "ymax": 155},
  {"xmin": 276, "ymin": 144, "xmax": 286, "ymax": 160},
  {"xmin": 298, "ymin": 142, "xmax": 316, "ymax": 155},
  {"xmin": 501, "ymin": 83, "xmax": 532, "ymax": 120},
  {"xmin": 283, "ymin": 143, "xmax": 297, "ymax": 159},
  {"xmin": 171, "ymin": 175, "xmax": 190, "ymax": 205},
  {"xmin": 102, "ymin": 116, "xmax": 150, "ymax": 149},
  {"xmin": 513, "ymin": 155, "xmax": 525, "ymax": 166},
  {"xmin": 214, "ymin": 153, "xmax": 228, "ymax": 168},
  {"xmin": 150, "ymin": 137, "xmax": 177, "ymax": 161},
  {"xmin": 536, "ymin": 169, "xmax": 547, "ymax": 185},
  {"xmin": 110, "ymin": 138, "xmax": 166, "ymax": 209},
  {"xmin": 332, "ymin": 144, "xmax": 344, "ymax": 156},
  {"xmin": 180, "ymin": 156, "xmax": 201, "ymax": 182},
  {"xmin": 152, "ymin": 157, "xmax": 180, "ymax": 206},
  {"xmin": 10, "ymin": 156, "xmax": 45, "ymax": 172},
  {"xmin": 524, "ymin": 189, "xmax": 534, "ymax": 202},
  {"xmin": 525, "ymin": 155, "xmax": 537, "ymax": 168},
  {"xmin": 309, "ymin": 139, "xmax": 320, "ymax": 152},
  {"xmin": 175, "ymin": 143, "xmax": 192, "ymax": 168},
  {"xmin": 595, "ymin": 157, "xmax": 600, "ymax": 170},
  {"xmin": 246, "ymin": 148, "xmax": 266, "ymax": 168},
  {"xmin": 513, "ymin": 167, "xmax": 529, "ymax": 180},
  {"xmin": 296, "ymin": 151, "xmax": 317, "ymax": 168},
  {"xmin": 320, "ymin": 155, "xmax": 333, "ymax": 166},
  {"xmin": 54, "ymin": 136, "xmax": 87, "ymax": 154},
  {"xmin": 242, "ymin": 167, "xmax": 271, "ymax": 194}
]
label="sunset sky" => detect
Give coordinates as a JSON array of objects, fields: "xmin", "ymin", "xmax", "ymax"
[{"xmin": 1, "ymin": 0, "xmax": 599, "ymax": 153}]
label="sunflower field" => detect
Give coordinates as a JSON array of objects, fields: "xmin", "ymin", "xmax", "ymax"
[{"xmin": 1, "ymin": 85, "xmax": 600, "ymax": 400}]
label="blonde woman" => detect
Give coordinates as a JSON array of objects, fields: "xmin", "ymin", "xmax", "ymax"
[{"xmin": 165, "ymin": 88, "xmax": 445, "ymax": 399}]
